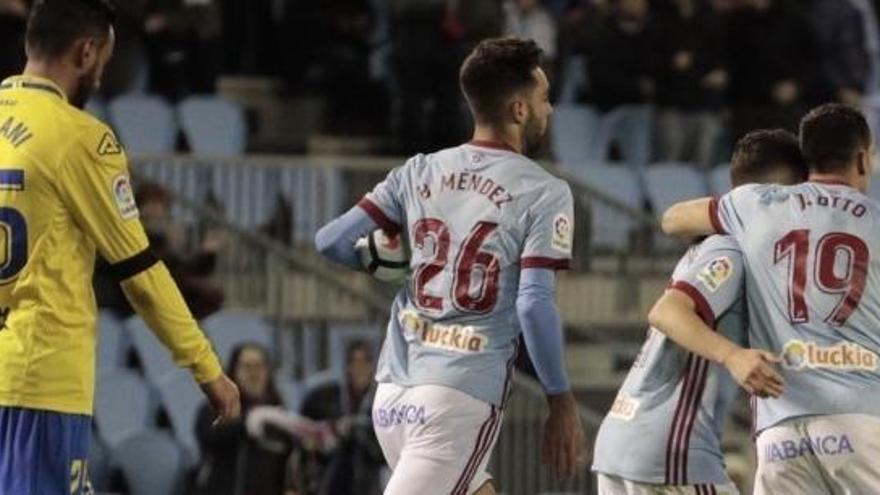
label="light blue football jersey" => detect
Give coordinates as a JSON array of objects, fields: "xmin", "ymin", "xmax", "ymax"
[
  {"xmin": 593, "ymin": 235, "xmax": 747, "ymax": 485},
  {"xmin": 713, "ymin": 180, "xmax": 880, "ymax": 432},
  {"xmin": 359, "ymin": 142, "xmax": 574, "ymax": 407}
]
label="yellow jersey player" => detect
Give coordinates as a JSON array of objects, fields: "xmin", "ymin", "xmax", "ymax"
[{"xmin": 0, "ymin": 1, "xmax": 240, "ymax": 494}]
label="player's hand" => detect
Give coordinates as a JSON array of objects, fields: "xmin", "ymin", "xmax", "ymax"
[
  {"xmin": 722, "ymin": 348, "xmax": 785, "ymax": 399},
  {"xmin": 542, "ymin": 391, "xmax": 586, "ymax": 479},
  {"xmin": 200, "ymin": 374, "xmax": 241, "ymax": 426}
]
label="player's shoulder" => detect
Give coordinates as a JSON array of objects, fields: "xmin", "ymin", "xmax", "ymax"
[
  {"xmin": 66, "ymin": 109, "xmax": 124, "ymax": 160},
  {"xmin": 696, "ymin": 234, "xmax": 742, "ymax": 255}
]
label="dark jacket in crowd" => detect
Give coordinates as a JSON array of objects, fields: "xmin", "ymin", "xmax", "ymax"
[
  {"xmin": 299, "ymin": 382, "xmax": 384, "ymax": 495},
  {"xmin": 586, "ymin": 15, "xmax": 653, "ymax": 111},
  {"xmin": 650, "ymin": 4, "xmax": 726, "ymax": 110},
  {"xmin": 724, "ymin": 2, "xmax": 817, "ymax": 106},
  {"xmin": 0, "ymin": 11, "xmax": 25, "ymax": 81},
  {"xmin": 194, "ymin": 401, "xmax": 292, "ymax": 495},
  {"xmin": 809, "ymin": 0, "xmax": 870, "ymax": 100}
]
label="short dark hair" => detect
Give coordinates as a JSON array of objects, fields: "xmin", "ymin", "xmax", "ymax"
[
  {"xmin": 799, "ymin": 103, "xmax": 872, "ymax": 174},
  {"xmin": 26, "ymin": 0, "xmax": 117, "ymax": 59},
  {"xmin": 346, "ymin": 340, "xmax": 374, "ymax": 364},
  {"xmin": 459, "ymin": 37, "xmax": 544, "ymax": 124},
  {"xmin": 730, "ymin": 129, "xmax": 808, "ymax": 187}
]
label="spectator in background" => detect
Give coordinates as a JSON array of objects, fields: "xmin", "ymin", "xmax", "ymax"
[
  {"xmin": 0, "ymin": 0, "xmax": 27, "ymax": 80},
  {"xmin": 725, "ymin": 0, "xmax": 816, "ymax": 140},
  {"xmin": 808, "ymin": 0, "xmax": 870, "ymax": 107},
  {"xmin": 297, "ymin": 341, "xmax": 384, "ymax": 495},
  {"xmin": 143, "ymin": 0, "xmax": 223, "ymax": 100},
  {"xmin": 95, "ymin": 182, "xmax": 225, "ymax": 319},
  {"xmin": 98, "ymin": 0, "xmax": 151, "ymax": 98},
  {"xmin": 584, "ymin": 0, "xmax": 653, "ymax": 112},
  {"xmin": 195, "ymin": 343, "xmax": 291, "ymax": 495},
  {"xmin": 650, "ymin": 0, "xmax": 727, "ymax": 167},
  {"xmin": 387, "ymin": 0, "xmax": 467, "ymax": 154},
  {"xmin": 504, "ymin": 0, "xmax": 558, "ymax": 64}
]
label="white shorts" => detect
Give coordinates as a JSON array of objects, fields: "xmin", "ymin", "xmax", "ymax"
[
  {"xmin": 373, "ymin": 382, "xmax": 503, "ymax": 495},
  {"xmin": 754, "ymin": 414, "xmax": 880, "ymax": 495},
  {"xmin": 596, "ymin": 473, "xmax": 739, "ymax": 495}
]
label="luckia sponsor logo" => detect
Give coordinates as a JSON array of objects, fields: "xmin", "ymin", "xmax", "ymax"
[
  {"xmin": 782, "ymin": 340, "xmax": 878, "ymax": 372},
  {"xmin": 399, "ymin": 309, "xmax": 488, "ymax": 354}
]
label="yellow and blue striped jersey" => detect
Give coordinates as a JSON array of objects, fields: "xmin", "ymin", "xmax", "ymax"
[{"xmin": 0, "ymin": 75, "xmax": 221, "ymax": 415}]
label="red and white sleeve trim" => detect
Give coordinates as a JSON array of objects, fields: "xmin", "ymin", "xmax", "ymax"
[
  {"xmin": 521, "ymin": 257, "xmax": 571, "ymax": 270},
  {"xmin": 357, "ymin": 197, "xmax": 401, "ymax": 234},
  {"xmin": 670, "ymin": 280, "xmax": 716, "ymax": 326}
]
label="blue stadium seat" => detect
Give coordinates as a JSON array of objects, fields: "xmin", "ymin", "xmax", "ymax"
[
  {"xmin": 593, "ymin": 105, "xmax": 653, "ymax": 166},
  {"xmin": 580, "ymin": 163, "xmax": 644, "ymax": 250},
  {"xmin": 201, "ymin": 310, "xmax": 275, "ymax": 365},
  {"xmin": 125, "ymin": 316, "xmax": 178, "ymax": 386},
  {"xmin": 114, "ymin": 430, "xmax": 185, "ymax": 495},
  {"xmin": 84, "ymin": 99, "xmax": 109, "ymax": 124},
  {"xmin": 643, "ymin": 163, "xmax": 710, "ymax": 218},
  {"xmin": 177, "ymin": 96, "xmax": 246, "ymax": 156},
  {"xmin": 97, "ymin": 310, "xmax": 129, "ymax": 370},
  {"xmin": 556, "ymin": 55, "xmax": 588, "ymax": 105},
  {"xmin": 550, "ymin": 105, "xmax": 599, "ymax": 174},
  {"xmin": 108, "ymin": 94, "xmax": 177, "ymax": 154},
  {"xmin": 94, "ymin": 369, "xmax": 155, "ymax": 448},
  {"xmin": 709, "ymin": 163, "xmax": 732, "ymax": 197},
  {"xmin": 275, "ymin": 370, "xmax": 303, "ymax": 411},
  {"xmin": 87, "ymin": 430, "xmax": 112, "ymax": 492},
  {"xmin": 327, "ymin": 323, "xmax": 380, "ymax": 375},
  {"xmin": 869, "ymin": 173, "xmax": 880, "ymax": 202},
  {"xmin": 156, "ymin": 369, "xmax": 203, "ymax": 458}
]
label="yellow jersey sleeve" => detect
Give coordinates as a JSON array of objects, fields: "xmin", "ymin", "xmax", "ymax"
[{"xmin": 56, "ymin": 124, "xmax": 222, "ymax": 384}]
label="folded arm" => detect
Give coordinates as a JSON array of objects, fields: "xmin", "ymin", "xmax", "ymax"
[{"xmin": 314, "ymin": 207, "xmax": 379, "ymax": 270}]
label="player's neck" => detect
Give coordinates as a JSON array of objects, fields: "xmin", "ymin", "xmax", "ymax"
[
  {"xmin": 21, "ymin": 60, "xmax": 74, "ymax": 101},
  {"xmin": 471, "ymin": 126, "xmax": 523, "ymax": 154},
  {"xmin": 809, "ymin": 172, "xmax": 858, "ymax": 189}
]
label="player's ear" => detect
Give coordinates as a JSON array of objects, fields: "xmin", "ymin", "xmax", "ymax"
[
  {"xmin": 510, "ymin": 98, "xmax": 527, "ymax": 125},
  {"xmin": 72, "ymin": 37, "xmax": 99, "ymax": 73},
  {"xmin": 856, "ymin": 149, "xmax": 869, "ymax": 177}
]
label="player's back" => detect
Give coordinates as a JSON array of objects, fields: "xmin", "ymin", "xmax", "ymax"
[
  {"xmin": 0, "ymin": 76, "xmax": 137, "ymax": 415},
  {"xmin": 361, "ymin": 142, "xmax": 573, "ymax": 407},
  {"xmin": 593, "ymin": 235, "xmax": 746, "ymax": 485},
  {"xmin": 715, "ymin": 180, "xmax": 880, "ymax": 431}
]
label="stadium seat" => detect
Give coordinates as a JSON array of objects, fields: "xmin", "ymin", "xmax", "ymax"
[
  {"xmin": 114, "ymin": 430, "xmax": 185, "ymax": 495},
  {"xmin": 644, "ymin": 163, "xmax": 710, "ymax": 250},
  {"xmin": 87, "ymin": 430, "xmax": 112, "ymax": 492},
  {"xmin": 157, "ymin": 369, "xmax": 203, "ymax": 458},
  {"xmin": 556, "ymin": 55, "xmax": 587, "ymax": 104},
  {"xmin": 94, "ymin": 369, "xmax": 155, "ymax": 448},
  {"xmin": 177, "ymin": 96, "xmax": 247, "ymax": 156},
  {"xmin": 125, "ymin": 316, "xmax": 178, "ymax": 386},
  {"xmin": 201, "ymin": 310, "xmax": 275, "ymax": 365},
  {"xmin": 643, "ymin": 163, "xmax": 710, "ymax": 218},
  {"xmin": 84, "ymin": 98, "xmax": 109, "ymax": 124},
  {"xmin": 275, "ymin": 370, "xmax": 303, "ymax": 411},
  {"xmin": 108, "ymin": 94, "xmax": 177, "ymax": 154},
  {"xmin": 97, "ymin": 310, "xmax": 129, "ymax": 370},
  {"xmin": 869, "ymin": 173, "xmax": 880, "ymax": 202},
  {"xmin": 327, "ymin": 323, "xmax": 380, "ymax": 375},
  {"xmin": 593, "ymin": 105, "xmax": 653, "ymax": 166},
  {"xmin": 580, "ymin": 163, "xmax": 645, "ymax": 250},
  {"xmin": 550, "ymin": 105, "xmax": 599, "ymax": 175},
  {"xmin": 709, "ymin": 163, "xmax": 732, "ymax": 197}
]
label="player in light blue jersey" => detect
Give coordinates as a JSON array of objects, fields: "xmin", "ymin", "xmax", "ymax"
[
  {"xmin": 593, "ymin": 130, "xmax": 807, "ymax": 495},
  {"xmin": 315, "ymin": 38, "xmax": 584, "ymax": 495},
  {"xmin": 661, "ymin": 104, "xmax": 880, "ymax": 493}
]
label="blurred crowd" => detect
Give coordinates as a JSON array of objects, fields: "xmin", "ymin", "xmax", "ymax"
[{"xmin": 2, "ymin": 0, "xmax": 878, "ymax": 159}]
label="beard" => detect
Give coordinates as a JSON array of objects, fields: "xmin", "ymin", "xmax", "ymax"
[
  {"xmin": 69, "ymin": 71, "xmax": 99, "ymax": 109},
  {"xmin": 523, "ymin": 112, "xmax": 547, "ymax": 155}
]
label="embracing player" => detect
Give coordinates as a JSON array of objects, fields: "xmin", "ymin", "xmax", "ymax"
[
  {"xmin": 661, "ymin": 103, "xmax": 880, "ymax": 493},
  {"xmin": 315, "ymin": 38, "xmax": 585, "ymax": 494},
  {"xmin": 592, "ymin": 130, "xmax": 806, "ymax": 495},
  {"xmin": 0, "ymin": 2, "xmax": 239, "ymax": 494}
]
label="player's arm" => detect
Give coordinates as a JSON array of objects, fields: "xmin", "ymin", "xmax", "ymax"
[
  {"xmin": 660, "ymin": 197, "xmax": 718, "ymax": 238},
  {"xmin": 57, "ymin": 128, "xmax": 239, "ymax": 422},
  {"xmin": 518, "ymin": 180, "xmax": 584, "ymax": 478},
  {"xmin": 315, "ymin": 166, "xmax": 403, "ymax": 269},
  {"xmin": 648, "ymin": 245, "xmax": 784, "ymax": 398},
  {"xmin": 315, "ymin": 208, "xmax": 379, "ymax": 269}
]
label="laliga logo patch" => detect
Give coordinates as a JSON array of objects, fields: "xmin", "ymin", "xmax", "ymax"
[
  {"xmin": 697, "ymin": 256, "xmax": 732, "ymax": 292},
  {"xmin": 112, "ymin": 173, "xmax": 138, "ymax": 220},
  {"xmin": 782, "ymin": 340, "xmax": 878, "ymax": 372},
  {"xmin": 552, "ymin": 213, "xmax": 572, "ymax": 253}
]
